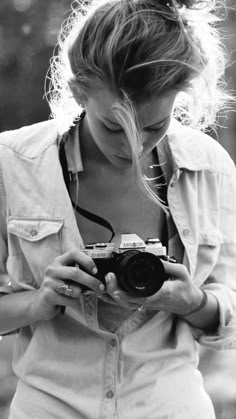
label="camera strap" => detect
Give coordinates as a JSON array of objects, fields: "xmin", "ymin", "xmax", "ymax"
[
  {"xmin": 58, "ymin": 124, "xmax": 168, "ymax": 247},
  {"xmin": 59, "ymin": 138, "xmax": 116, "ymax": 241}
]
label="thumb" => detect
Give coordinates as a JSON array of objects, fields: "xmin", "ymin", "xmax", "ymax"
[{"xmin": 161, "ymin": 260, "xmax": 190, "ymax": 281}]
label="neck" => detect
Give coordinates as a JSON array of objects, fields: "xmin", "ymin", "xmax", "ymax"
[{"xmin": 79, "ymin": 115, "xmax": 134, "ymax": 176}]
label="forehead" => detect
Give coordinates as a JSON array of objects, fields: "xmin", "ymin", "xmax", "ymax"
[{"xmin": 86, "ymin": 84, "xmax": 177, "ymax": 125}]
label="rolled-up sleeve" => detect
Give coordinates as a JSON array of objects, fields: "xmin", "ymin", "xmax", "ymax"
[{"xmin": 195, "ymin": 159, "xmax": 236, "ymax": 349}]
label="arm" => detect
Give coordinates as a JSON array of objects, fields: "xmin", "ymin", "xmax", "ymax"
[
  {"xmin": 104, "ymin": 186, "xmax": 236, "ymax": 345},
  {"xmin": 104, "ymin": 263, "xmax": 220, "ymax": 333},
  {"xmin": 177, "ymin": 286, "xmax": 220, "ymax": 332},
  {"xmin": 0, "ymin": 249, "xmax": 104, "ymax": 336},
  {"xmin": 104, "ymin": 156, "xmax": 236, "ymax": 346},
  {"xmin": 0, "ymin": 290, "xmax": 40, "ymax": 335},
  {"xmin": 191, "ymin": 158, "xmax": 236, "ymax": 347}
]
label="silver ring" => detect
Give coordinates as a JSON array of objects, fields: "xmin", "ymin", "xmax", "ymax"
[{"xmin": 55, "ymin": 283, "xmax": 73, "ymax": 297}]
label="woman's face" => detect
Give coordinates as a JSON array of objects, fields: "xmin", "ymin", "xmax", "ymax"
[{"xmin": 74, "ymin": 83, "xmax": 177, "ymax": 169}]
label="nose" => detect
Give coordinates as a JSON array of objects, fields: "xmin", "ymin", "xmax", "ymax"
[{"xmin": 121, "ymin": 142, "xmax": 143, "ymax": 159}]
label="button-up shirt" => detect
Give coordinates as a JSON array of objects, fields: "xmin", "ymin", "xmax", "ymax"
[{"xmin": 0, "ymin": 117, "xmax": 236, "ymax": 419}]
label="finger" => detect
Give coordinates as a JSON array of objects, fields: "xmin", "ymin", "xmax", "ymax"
[
  {"xmin": 98, "ymin": 293, "xmax": 121, "ymax": 306},
  {"xmin": 45, "ymin": 265, "xmax": 105, "ymax": 295},
  {"xmin": 54, "ymin": 249, "xmax": 98, "ymax": 275},
  {"xmin": 105, "ymin": 272, "xmax": 120, "ymax": 295},
  {"xmin": 105, "ymin": 273, "xmax": 146, "ymax": 307},
  {"xmin": 161, "ymin": 260, "xmax": 189, "ymax": 281}
]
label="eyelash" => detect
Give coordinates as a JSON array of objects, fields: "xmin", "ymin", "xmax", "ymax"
[
  {"xmin": 104, "ymin": 125, "xmax": 123, "ymax": 133},
  {"xmin": 146, "ymin": 126, "xmax": 163, "ymax": 133},
  {"xmin": 149, "ymin": 122, "xmax": 168, "ymax": 132},
  {"xmin": 103, "ymin": 123, "xmax": 166, "ymax": 134}
]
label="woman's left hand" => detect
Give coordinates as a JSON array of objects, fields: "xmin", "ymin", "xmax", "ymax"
[{"xmin": 103, "ymin": 260, "xmax": 203, "ymax": 315}]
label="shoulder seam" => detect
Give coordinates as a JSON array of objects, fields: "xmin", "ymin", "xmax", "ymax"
[{"xmin": 0, "ymin": 140, "xmax": 58, "ymax": 160}]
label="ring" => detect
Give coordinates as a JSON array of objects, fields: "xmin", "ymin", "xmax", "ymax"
[{"xmin": 55, "ymin": 283, "xmax": 73, "ymax": 297}]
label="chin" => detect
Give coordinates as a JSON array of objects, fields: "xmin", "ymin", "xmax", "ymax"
[{"xmin": 109, "ymin": 154, "xmax": 133, "ymax": 169}]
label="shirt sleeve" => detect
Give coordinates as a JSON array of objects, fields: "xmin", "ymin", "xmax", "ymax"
[
  {"xmin": 0, "ymin": 160, "xmax": 14, "ymax": 295},
  {"xmin": 193, "ymin": 159, "xmax": 236, "ymax": 350}
]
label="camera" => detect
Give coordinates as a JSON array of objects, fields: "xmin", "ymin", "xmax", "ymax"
[{"xmin": 83, "ymin": 233, "xmax": 175, "ymax": 297}]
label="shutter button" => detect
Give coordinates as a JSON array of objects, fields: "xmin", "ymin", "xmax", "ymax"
[{"xmin": 31, "ymin": 229, "xmax": 38, "ymax": 236}]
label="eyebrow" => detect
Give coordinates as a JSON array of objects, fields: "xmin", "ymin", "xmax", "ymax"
[{"xmin": 102, "ymin": 115, "xmax": 171, "ymax": 129}]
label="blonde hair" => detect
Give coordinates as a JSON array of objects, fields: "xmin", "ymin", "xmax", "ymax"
[
  {"xmin": 46, "ymin": 0, "xmax": 233, "ymax": 210},
  {"xmin": 47, "ymin": 0, "xmax": 230, "ymax": 129}
]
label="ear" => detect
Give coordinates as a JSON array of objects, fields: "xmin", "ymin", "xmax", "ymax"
[{"xmin": 68, "ymin": 79, "xmax": 88, "ymax": 106}]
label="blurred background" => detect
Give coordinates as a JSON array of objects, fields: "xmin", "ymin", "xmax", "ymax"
[{"xmin": 0, "ymin": 0, "xmax": 236, "ymax": 418}]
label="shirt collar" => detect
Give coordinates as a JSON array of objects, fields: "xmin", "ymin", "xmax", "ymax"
[
  {"xmin": 165, "ymin": 119, "xmax": 219, "ymax": 172},
  {"xmin": 65, "ymin": 114, "xmax": 215, "ymax": 175},
  {"xmin": 64, "ymin": 114, "xmax": 84, "ymax": 174}
]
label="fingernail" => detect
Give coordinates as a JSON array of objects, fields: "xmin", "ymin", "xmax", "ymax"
[
  {"xmin": 99, "ymin": 283, "xmax": 105, "ymax": 292},
  {"xmin": 113, "ymin": 292, "xmax": 120, "ymax": 300},
  {"xmin": 92, "ymin": 266, "xmax": 98, "ymax": 275},
  {"xmin": 105, "ymin": 273, "xmax": 112, "ymax": 283}
]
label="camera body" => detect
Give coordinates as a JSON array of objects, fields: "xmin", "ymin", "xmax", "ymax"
[{"xmin": 83, "ymin": 233, "xmax": 172, "ymax": 297}]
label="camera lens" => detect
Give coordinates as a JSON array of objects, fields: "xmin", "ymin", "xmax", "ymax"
[{"xmin": 115, "ymin": 250, "xmax": 167, "ymax": 297}]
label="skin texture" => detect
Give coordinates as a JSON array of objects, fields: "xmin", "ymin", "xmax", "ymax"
[{"xmin": 71, "ymin": 82, "xmax": 177, "ymax": 170}]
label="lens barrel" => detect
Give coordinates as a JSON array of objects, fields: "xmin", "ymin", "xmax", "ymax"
[{"xmin": 114, "ymin": 250, "xmax": 166, "ymax": 297}]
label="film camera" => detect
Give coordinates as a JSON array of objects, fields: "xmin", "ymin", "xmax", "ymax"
[{"xmin": 83, "ymin": 233, "xmax": 175, "ymax": 297}]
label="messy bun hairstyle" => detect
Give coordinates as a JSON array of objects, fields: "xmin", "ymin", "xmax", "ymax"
[{"xmin": 47, "ymin": 0, "xmax": 230, "ymax": 132}]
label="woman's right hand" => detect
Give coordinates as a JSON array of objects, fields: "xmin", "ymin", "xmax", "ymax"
[{"xmin": 30, "ymin": 249, "xmax": 105, "ymax": 321}]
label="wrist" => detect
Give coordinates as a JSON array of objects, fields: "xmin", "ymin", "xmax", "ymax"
[
  {"xmin": 27, "ymin": 289, "xmax": 44, "ymax": 323},
  {"xmin": 180, "ymin": 289, "xmax": 220, "ymax": 332},
  {"xmin": 181, "ymin": 289, "xmax": 208, "ymax": 317}
]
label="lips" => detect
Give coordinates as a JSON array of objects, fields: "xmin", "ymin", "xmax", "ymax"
[{"xmin": 115, "ymin": 154, "xmax": 133, "ymax": 162}]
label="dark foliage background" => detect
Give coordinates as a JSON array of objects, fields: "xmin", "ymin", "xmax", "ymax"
[{"xmin": 0, "ymin": 1, "xmax": 236, "ymax": 418}]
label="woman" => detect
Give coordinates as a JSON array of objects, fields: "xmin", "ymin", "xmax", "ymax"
[{"xmin": 0, "ymin": 0, "xmax": 236, "ymax": 418}]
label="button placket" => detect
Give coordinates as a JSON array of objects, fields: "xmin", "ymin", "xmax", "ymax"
[
  {"xmin": 100, "ymin": 335, "xmax": 119, "ymax": 418},
  {"xmin": 116, "ymin": 308, "xmax": 147, "ymax": 341},
  {"xmin": 110, "ymin": 338, "xmax": 117, "ymax": 347},
  {"xmin": 106, "ymin": 390, "xmax": 114, "ymax": 399},
  {"xmin": 168, "ymin": 179, "xmax": 195, "ymax": 277},
  {"xmin": 183, "ymin": 228, "xmax": 190, "ymax": 237},
  {"xmin": 83, "ymin": 294, "xmax": 97, "ymax": 329}
]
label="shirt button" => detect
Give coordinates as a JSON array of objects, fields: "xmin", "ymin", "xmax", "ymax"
[
  {"xmin": 30, "ymin": 229, "xmax": 38, "ymax": 236},
  {"xmin": 106, "ymin": 390, "xmax": 114, "ymax": 399},
  {"xmin": 183, "ymin": 228, "xmax": 190, "ymax": 237},
  {"xmin": 110, "ymin": 339, "xmax": 116, "ymax": 347}
]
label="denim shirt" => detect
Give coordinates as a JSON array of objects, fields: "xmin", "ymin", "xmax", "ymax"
[{"xmin": 0, "ymin": 118, "xmax": 236, "ymax": 419}]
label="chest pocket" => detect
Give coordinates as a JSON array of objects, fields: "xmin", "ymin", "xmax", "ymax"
[{"xmin": 8, "ymin": 217, "xmax": 64, "ymax": 289}]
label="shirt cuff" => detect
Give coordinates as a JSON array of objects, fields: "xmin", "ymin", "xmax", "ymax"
[{"xmin": 194, "ymin": 285, "xmax": 236, "ymax": 350}]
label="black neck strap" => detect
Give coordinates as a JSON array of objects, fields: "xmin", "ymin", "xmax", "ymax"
[
  {"xmin": 59, "ymin": 128, "xmax": 168, "ymax": 248},
  {"xmin": 59, "ymin": 139, "xmax": 115, "ymax": 242}
]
